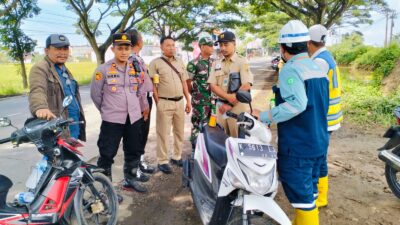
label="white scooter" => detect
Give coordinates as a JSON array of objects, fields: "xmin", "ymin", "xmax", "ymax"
[{"xmin": 183, "ymin": 91, "xmax": 291, "ymax": 225}]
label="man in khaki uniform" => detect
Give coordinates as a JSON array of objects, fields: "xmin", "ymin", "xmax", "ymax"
[
  {"xmin": 149, "ymin": 36, "xmax": 191, "ymax": 174},
  {"xmin": 207, "ymin": 31, "xmax": 253, "ymax": 137}
]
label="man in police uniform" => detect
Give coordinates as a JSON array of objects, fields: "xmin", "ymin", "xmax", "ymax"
[
  {"xmin": 308, "ymin": 24, "xmax": 343, "ymax": 208},
  {"xmin": 127, "ymin": 29, "xmax": 156, "ymax": 174},
  {"xmin": 186, "ymin": 36, "xmax": 214, "ymax": 148},
  {"xmin": 207, "ymin": 31, "xmax": 253, "ymax": 138},
  {"xmin": 29, "ymin": 34, "xmax": 86, "ymax": 141},
  {"xmin": 90, "ymin": 33, "xmax": 150, "ymax": 193},
  {"xmin": 253, "ymin": 20, "xmax": 329, "ymax": 225},
  {"xmin": 149, "ymin": 36, "xmax": 191, "ymax": 174}
]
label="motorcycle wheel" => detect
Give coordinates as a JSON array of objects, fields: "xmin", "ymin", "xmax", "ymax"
[
  {"xmin": 74, "ymin": 173, "xmax": 119, "ymax": 225},
  {"xmin": 227, "ymin": 209, "xmax": 279, "ymax": 225},
  {"xmin": 384, "ymin": 149, "xmax": 400, "ymax": 199}
]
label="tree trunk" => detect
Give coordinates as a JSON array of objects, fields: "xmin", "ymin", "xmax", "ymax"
[{"xmin": 19, "ymin": 55, "xmax": 28, "ymax": 89}]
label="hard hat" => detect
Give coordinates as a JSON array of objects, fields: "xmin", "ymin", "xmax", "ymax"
[
  {"xmin": 309, "ymin": 24, "xmax": 328, "ymax": 43},
  {"xmin": 278, "ymin": 20, "xmax": 310, "ymax": 44}
]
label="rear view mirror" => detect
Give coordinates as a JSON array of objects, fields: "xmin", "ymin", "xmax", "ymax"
[
  {"xmin": 0, "ymin": 117, "xmax": 11, "ymax": 127},
  {"xmin": 62, "ymin": 96, "xmax": 73, "ymax": 108},
  {"xmin": 236, "ymin": 90, "xmax": 252, "ymax": 104}
]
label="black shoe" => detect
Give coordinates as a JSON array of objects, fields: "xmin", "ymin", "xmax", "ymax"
[
  {"xmin": 102, "ymin": 168, "xmax": 112, "ymax": 181},
  {"xmin": 139, "ymin": 160, "xmax": 155, "ymax": 174},
  {"xmin": 158, "ymin": 164, "xmax": 172, "ymax": 174},
  {"xmin": 122, "ymin": 178, "xmax": 148, "ymax": 193},
  {"xmin": 135, "ymin": 167, "xmax": 150, "ymax": 182},
  {"xmin": 170, "ymin": 159, "xmax": 183, "ymax": 167},
  {"xmin": 117, "ymin": 194, "xmax": 123, "ymax": 203}
]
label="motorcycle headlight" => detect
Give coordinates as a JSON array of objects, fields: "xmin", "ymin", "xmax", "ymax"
[{"xmin": 238, "ymin": 160, "xmax": 275, "ymax": 195}]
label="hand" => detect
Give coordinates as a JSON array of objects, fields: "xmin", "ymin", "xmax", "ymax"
[
  {"xmin": 35, "ymin": 109, "xmax": 56, "ymax": 120},
  {"xmin": 226, "ymin": 94, "xmax": 238, "ymax": 105},
  {"xmin": 185, "ymin": 103, "xmax": 191, "ymax": 114},
  {"xmin": 252, "ymin": 109, "xmax": 261, "ymax": 120},
  {"xmin": 142, "ymin": 108, "xmax": 150, "ymax": 121},
  {"xmin": 219, "ymin": 104, "xmax": 232, "ymax": 114}
]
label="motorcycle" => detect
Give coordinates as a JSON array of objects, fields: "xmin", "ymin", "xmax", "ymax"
[
  {"xmin": 0, "ymin": 96, "xmax": 118, "ymax": 225},
  {"xmin": 182, "ymin": 91, "xmax": 291, "ymax": 225},
  {"xmin": 271, "ymin": 56, "xmax": 280, "ymax": 72},
  {"xmin": 378, "ymin": 106, "xmax": 400, "ymax": 199}
]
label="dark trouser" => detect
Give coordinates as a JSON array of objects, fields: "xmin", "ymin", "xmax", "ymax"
[
  {"xmin": 319, "ymin": 131, "xmax": 332, "ymax": 178},
  {"xmin": 97, "ymin": 116, "xmax": 144, "ymax": 171},
  {"xmin": 141, "ymin": 96, "xmax": 153, "ymax": 153}
]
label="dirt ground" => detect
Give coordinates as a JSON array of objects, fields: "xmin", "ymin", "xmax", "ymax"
[{"xmin": 107, "ymin": 120, "xmax": 400, "ymax": 225}]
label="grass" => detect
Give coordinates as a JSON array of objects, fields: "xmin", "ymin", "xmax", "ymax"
[
  {"xmin": 0, "ymin": 62, "xmax": 96, "ymax": 97},
  {"xmin": 341, "ymin": 68, "xmax": 400, "ymax": 127}
]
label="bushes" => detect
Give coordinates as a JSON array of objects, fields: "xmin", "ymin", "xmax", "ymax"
[{"xmin": 332, "ymin": 45, "xmax": 372, "ymax": 65}]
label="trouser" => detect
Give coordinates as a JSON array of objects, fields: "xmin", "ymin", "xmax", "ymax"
[
  {"xmin": 141, "ymin": 96, "xmax": 153, "ymax": 151},
  {"xmin": 216, "ymin": 102, "xmax": 248, "ymax": 138},
  {"xmin": 190, "ymin": 104, "xmax": 211, "ymax": 144},
  {"xmin": 156, "ymin": 98, "xmax": 185, "ymax": 164},
  {"xmin": 97, "ymin": 116, "xmax": 144, "ymax": 172},
  {"xmin": 277, "ymin": 154, "xmax": 325, "ymax": 210},
  {"xmin": 319, "ymin": 131, "xmax": 332, "ymax": 178}
]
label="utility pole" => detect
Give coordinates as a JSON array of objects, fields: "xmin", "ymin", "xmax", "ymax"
[
  {"xmin": 389, "ymin": 11, "xmax": 397, "ymax": 44},
  {"xmin": 384, "ymin": 10, "xmax": 389, "ymax": 46}
]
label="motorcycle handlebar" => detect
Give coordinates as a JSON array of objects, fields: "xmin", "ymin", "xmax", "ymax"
[
  {"xmin": 0, "ymin": 137, "xmax": 11, "ymax": 144},
  {"xmin": 226, "ymin": 111, "xmax": 238, "ymax": 119}
]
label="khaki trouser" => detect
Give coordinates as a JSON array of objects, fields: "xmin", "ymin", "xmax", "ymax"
[
  {"xmin": 156, "ymin": 98, "xmax": 185, "ymax": 164},
  {"xmin": 217, "ymin": 102, "xmax": 248, "ymax": 138}
]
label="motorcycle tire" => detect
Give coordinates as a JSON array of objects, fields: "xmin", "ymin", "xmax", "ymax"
[
  {"xmin": 73, "ymin": 173, "xmax": 119, "ymax": 225},
  {"xmin": 227, "ymin": 208, "xmax": 279, "ymax": 225},
  {"xmin": 384, "ymin": 149, "xmax": 400, "ymax": 199}
]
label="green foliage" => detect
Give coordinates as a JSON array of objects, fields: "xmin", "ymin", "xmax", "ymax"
[
  {"xmin": 341, "ymin": 69, "xmax": 400, "ymax": 127},
  {"xmin": 330, "ymin": 32, "xmax": 366, "ymax": 65}
]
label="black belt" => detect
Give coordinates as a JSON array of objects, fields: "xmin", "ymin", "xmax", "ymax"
[{"xmin": 159, "ymin": 96, "xmax": 183, "ymax": 101}]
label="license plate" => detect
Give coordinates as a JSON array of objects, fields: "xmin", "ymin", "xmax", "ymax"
[{"xmin": 238, "ymin": 143, "xmax": 277, "ymax": 159}]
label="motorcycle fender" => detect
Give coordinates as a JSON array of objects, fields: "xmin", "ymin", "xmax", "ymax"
[
  {"xmin": 379, "ymin": 126, "xmax": 400, "ymax": 150},
  {"xmin": 243, "ymin": 194, "xmax": 291, "ymax": 225}
]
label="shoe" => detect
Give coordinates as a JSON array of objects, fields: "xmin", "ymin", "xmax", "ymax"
[
  {"xmin": 158, "ymin": 164, "xmax": 172, "ymax": 174},
  {"xmin": 139, "ymin": 155, "xmax": 155, "ymax": 174},
  {"xmin": 101, "ymin": 168, "xmax": 112, "ymax": 181},
  {"xmin": 117, "ymin": 194, "xmax": 123, "ymax": 203},
  {"xmin": 122, "ymin": 178, "xmax": 147, "ymax": 193},
  {"xmin": 170, "ymin": 159, "xmax": 183, "ymax": 167},
  {"xmin": 292, "ymin": 208, "xmax": 319, "ymax": 225},
  {"xmin": 316, "ymin": 176, "xmax": 328, "ymax": 208},
  {"xmin": 135, "ymin": 167, "xmax": 150, "ymax": 183}
]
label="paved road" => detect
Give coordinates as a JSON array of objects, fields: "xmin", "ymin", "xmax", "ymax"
[{"xmin": 0, "ymin": 57, "xmax": 276, "ymax": 202}]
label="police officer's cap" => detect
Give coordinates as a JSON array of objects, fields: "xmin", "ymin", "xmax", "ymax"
[
  {"xmin": 46, "ymin": 34, "xmax": 70, "ymax": 48},
  {"xmin": 216, "ymin": 31, "xmax": 236, "ymax": 43},
  {"xmin": 112, "ymin": 33, "xmax": 131, "ymax": 46}
]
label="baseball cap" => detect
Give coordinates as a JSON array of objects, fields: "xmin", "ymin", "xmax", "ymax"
[
  {"xmin": 198, "ymin": 36, "xmax": 213, "ymax": 46},
  {"xmin": 309, "ymin": 24, "xmax": 328, "ymax": 43},
  {"xmin": 112, "ymin": 33, "xmax": 131, "ymax": 45},
  {"xmin": 216, "ymin": 31, "xmax": 236, "ymax": 43},
  {"xmin": 46, "ymin": 34, "xmax": 70, "ymax": 48}
]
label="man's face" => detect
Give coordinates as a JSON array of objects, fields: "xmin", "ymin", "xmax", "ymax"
[
  {"xmin": 219, "ymin": 41, "xmax": 235, "ymax": 57},
  {"xmin": 161, "ymin": 39, "xmax": 176, "ymax": 58},
  {"xmin": 112, "ymin": 44, "xmax": 131, "ymax": 62},
  {"xmin": 200, "ymin": 44, "xmax": 214, "ymax": 56},
  {"xmin": 45, "ymin": 46, "xmax": 69, "ymax": 64}
]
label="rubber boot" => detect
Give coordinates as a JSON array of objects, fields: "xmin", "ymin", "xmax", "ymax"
[
  {"xmin": 139, "ymin": 155, "xmax": 155, "ymax": 174},
  {"xmin": 316, "ymin": 176, "xmax": 328, "ymax": 208},
  {"xmin": 123, "ymin": 165, "xmax": 148, "ymax": 193},
  {"xmin": 292, "ymin": 208, "xmax": 319, "ymax": 225}
]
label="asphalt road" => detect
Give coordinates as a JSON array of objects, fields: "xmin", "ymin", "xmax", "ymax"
[{"xmin": 0, "ymin": 56, "xmax": 277, "ymax": 202}]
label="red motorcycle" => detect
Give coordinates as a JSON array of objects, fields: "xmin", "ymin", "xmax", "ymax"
[{"xmin": 0, "ymin": 99, "xmax": 118, "ymax": 225}]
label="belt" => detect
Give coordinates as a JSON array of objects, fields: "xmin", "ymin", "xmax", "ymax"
[{"xmin": 159, "ymin": 96, "xmax": 183, "ymax": 101}]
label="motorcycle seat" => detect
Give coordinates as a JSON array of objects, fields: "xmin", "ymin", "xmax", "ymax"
[{"xmin": 202, "ymin": 125, "xmax": 229, "ymax": 168}]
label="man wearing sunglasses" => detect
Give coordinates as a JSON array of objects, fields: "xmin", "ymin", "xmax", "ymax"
[{"xmin": 29, "ymin": 34, "xmax": 86, "ymax": 141}]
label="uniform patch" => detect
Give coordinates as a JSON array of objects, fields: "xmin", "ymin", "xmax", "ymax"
[
  {"xmin": 223, "ymin": 77, "xmax": 229, "ymax": 86},
  {"xmin": 287, "ymin": 77, "xmax": 295, "ymax": 85},
  {"xmin": 95, "ymin": 72, "xmax": 103, "ymax": 81},
  {"xmin": 111, "ymin": 86, "xmax": 117, "ymax": 92}
]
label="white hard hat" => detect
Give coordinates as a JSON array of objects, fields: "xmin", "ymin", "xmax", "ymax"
[
  {"xmin": 309, "ymin": 24, "xmax": 328, "ymax": 43},
  {"xmin": 278, "ymin": 20, "xmax": 310, "ymax": 44}
]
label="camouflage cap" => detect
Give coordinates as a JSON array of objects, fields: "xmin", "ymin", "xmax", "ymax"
[{"xmin": 198, "ymin": 36, "xmax": 213, "ymax": 46}]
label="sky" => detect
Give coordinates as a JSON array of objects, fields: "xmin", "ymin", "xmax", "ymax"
[{"xmin": 20, "ymin": 0, "xmax": 400, "ymax": 51}]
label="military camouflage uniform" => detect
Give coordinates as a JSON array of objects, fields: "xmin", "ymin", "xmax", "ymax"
[{"xmin": 187, "ymin": 55, "xmax": 214, "ymax": 143}]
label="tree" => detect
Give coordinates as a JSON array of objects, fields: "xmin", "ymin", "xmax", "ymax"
[
  {"xmin": 136, "ymin": 0, "xmax": 243, "ymax": 50},
  {"xmin": 64, "ymin": 0, "xmax": 170, "ymax": 64},
  {"xmin": 0, "ymin": 0, "xmax": 19, "ymax": 17},
  {"xmin": 250, "ymin": 0, "xmax": 387, "ymax": 28},
  {"xmin": 0, "ymin": 0, "xmax": 40, "ymax": 89}
]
